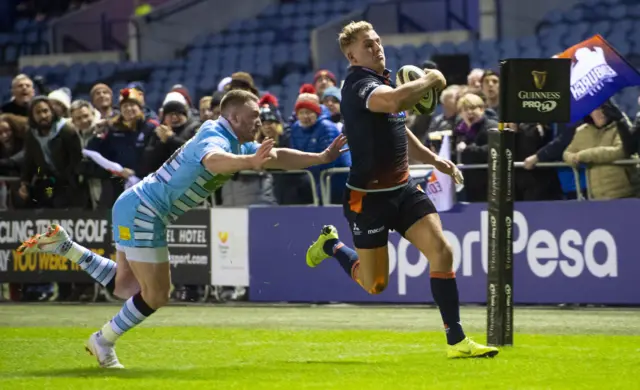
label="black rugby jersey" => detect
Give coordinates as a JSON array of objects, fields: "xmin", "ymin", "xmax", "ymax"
[{"xmin": 340, "ymin": 66, "xmax": 409, "ymax": 191}]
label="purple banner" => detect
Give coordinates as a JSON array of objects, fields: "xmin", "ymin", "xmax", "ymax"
[{"xmin": 249, "ymin": 200, "xmax": 640, "ymax": 304}]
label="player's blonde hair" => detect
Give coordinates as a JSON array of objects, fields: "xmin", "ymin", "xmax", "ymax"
[
  {"xmin": 220, "ymin": 89, "xmax": 258, "ymax": 113},
  {"xmin": 338, "ymin": 21, "xmax": 373, "ymax": 54}
]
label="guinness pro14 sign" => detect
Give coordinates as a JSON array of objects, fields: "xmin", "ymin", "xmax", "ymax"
[{"xmin": 500, "ymin": 58, "xmax": 571, "ymax": 123}]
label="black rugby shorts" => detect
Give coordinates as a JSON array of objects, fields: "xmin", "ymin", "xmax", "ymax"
[{"xmin": 342, "ymin": 179, "xmax": 437, "ymax": 249}]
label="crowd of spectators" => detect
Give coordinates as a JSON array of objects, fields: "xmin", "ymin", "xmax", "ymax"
[
  {"xmin": 2, "ymin": 62, "xmax": 640, "ymax": 211},
  {"xmin": 1, "ymin": 61, "xmax": 639, "ymax": 302},
  {"xmin": 0, "ymin": 69, "xmax": 354, "ymax": 211}
]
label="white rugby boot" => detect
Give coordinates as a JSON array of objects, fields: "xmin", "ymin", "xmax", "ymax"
[
  {"xmin": 85, "ymin": 332, "xmax": 125, "ymax": 369},
  {"xmin": 17, "ymin": 224, "xmax": 72, "ymax": 256}
]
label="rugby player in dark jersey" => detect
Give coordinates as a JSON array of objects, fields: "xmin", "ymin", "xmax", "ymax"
[{"xmin": 306, "ymin": 21, "xmax": 498, "ymax": 358}]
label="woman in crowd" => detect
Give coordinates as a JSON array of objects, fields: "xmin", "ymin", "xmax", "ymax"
[
  {"xmin": 0, "ymin": 114, "xmax": 27, "ymax": 209},
  {"xmin": 289, "ymin": 89, "xmax": 350, "ymax": 204},
  {"xmin": 87, "ymin": 88, "xmax": 156, "ymax": 206},
  {"xmin": 455, "ymin": 93, "xmax": 498, "ymax": 202}
]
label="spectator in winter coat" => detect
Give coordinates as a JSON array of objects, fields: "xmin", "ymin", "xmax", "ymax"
[
  {"xmin": 18, "ymin": 96, "xmax": 84, "ymax": 208},
  {"xmin": 0, "ymin": 113, "xmax": 27, "ymax": 176},
  {"xmin": 70, "ymin": 100, "xmax": 113, "ymax": 209},
  {"xmin": 141, "ymin": 91, "xmax": 200, "ymax": 175},
  {"xmin": 564, "ymin": 103, "xmax": 634, "ymax": 200},
  {"xmin": 0, "ymin": 114, "xmax": 27, "ymax": 208},
  {"xmin": 455, "ymin": 93, "xmax": 498, "ymax": 202},
  {"xmin": 321, "ymin": 86, "xmax": 343, "ymax": 132},
  {"xmin": 510, "ymin": 122, "xmax": 563, "ymax": 201},
  {"xmin": 1, "ymin": 74, "xmax": 34, "ymax": 117},
  {"xmin": 522, "ymin": 121, "xmax": 585, "ymax": 199},
  {"xmin": 88, "ymin": 88, "xmax": 155, "ymax": 205},
  {"xmin": 289, "ymin": 91, "xmax": 351, "ymax": 204}
]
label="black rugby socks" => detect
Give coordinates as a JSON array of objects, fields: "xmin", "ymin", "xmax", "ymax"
[
  {"xmin": 430, "ymin": 271, "xmax": 466, "ymax": 345},
  {"xmin": 323, "ymin": 239, "xmax": 360, "ymax": 282}
]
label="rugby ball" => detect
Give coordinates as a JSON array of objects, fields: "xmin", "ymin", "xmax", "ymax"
[{"xmin": 395, "ymin": 65, "xmax": 439, "ymax": 116}]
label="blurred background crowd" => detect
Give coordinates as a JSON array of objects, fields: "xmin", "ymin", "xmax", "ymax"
[{"xmin": 1, "ymin": 0, "xmax": 640, "ymax": 302}]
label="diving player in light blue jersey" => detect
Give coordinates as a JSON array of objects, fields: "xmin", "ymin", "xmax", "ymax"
[{"xmin": 17, "ymin": 90, "xmax": 347, "ymax": 368}]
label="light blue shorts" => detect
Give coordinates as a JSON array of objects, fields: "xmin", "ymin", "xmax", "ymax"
[{"xmin": 112, "ymin": 189, "xmax": 169, "ymax": 263}]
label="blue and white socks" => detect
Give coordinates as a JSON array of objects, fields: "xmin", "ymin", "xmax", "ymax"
[
  {"xmin": 98, "ymin": 292, "xmax": 156, "ymax": 345},
  {"xmin": 62, "ymin": 242, "xmax": 117, "ymax": 288}
]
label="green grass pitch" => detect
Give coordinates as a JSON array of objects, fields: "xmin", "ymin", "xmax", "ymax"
[{"xmin": 1, "ymin": 304, "xmax": 639, "ymax": 389}]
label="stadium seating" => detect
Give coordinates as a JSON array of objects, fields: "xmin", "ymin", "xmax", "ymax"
[
  {"xmin": 175, "ymin": 0, "xmax": 379, "ymax": 113},
  {"xmin": 0, "ymin": 18, "xmax": 49, "ymax": 65},
  {"xmin": 7, "ymin": 0, "xmax": 640, "ymax": 117}
]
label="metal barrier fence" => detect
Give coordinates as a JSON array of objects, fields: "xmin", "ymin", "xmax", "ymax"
[
  {"xmin": 319, "ymin": 159, "xmax": 640, "ymax": 205},
  {"xmin": 2, "ymin": 158, "xmax": 639, "ymax": 208},
  {"xmin": 217, "ymin": 170, "xmax": 320, "ymax": 207}
]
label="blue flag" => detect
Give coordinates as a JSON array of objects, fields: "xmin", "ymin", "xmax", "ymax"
[{"xmin": 556, "ymin": 34, "xmax": 640, "ymax": 123}]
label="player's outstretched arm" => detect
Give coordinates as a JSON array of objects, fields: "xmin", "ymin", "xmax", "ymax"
[
  {"xmin": 202, "ymin": 139, "xmax": 274, "ymax": 174},
  {"xmin": 406, "ymin": 127, "xmax": 463, "ymax": 184},
  {"xmin": 368, "ymin": 69, "xmax": 446, "ymax": 113},
  {"xmin": 264, "ymin": 135, "xmax": 348, "ymax": 170}
]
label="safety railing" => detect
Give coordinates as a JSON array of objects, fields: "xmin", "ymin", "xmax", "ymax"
[
  {"xmin": 319, "ymin": 159, "xmax": 640, "ymax": 205},
  {"xmin": 233, "ymin": 169, "xmax": 320, "ymax": 207},
  {"xmin": 208, "ymin": 170, "xmax": 320, "ymax": 207},
  {"xmin": 2, "ymin": 169, "xmax": 319, "ymax": 209},
  {"xmin": 3, "ymin": 159, "xmax": 639, "ymax": 209}
]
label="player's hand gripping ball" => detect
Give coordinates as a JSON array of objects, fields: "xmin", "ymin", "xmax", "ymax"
[{"xmin": 395, "ymin": 65, "xmax": 440, "ymax": 116}]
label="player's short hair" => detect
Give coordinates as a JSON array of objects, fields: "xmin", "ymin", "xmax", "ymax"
[
  {"xmin": 457, "ymin": 93, "xmax": 485, "ymax": 111},
  {"xmin": 220, "ymin": 89, "xmax": 258, "ymax": 113},
  {"xmin": 338, "ymin": 21, "xmax": 373, "ymax": 54}
]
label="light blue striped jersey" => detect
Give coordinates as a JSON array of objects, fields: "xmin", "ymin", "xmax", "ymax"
[{"xmin": 133, "ymin": 118, "xmax": 259, "ymax": 223}]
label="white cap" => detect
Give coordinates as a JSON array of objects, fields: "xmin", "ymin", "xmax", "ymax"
[
  {"xmin": 48, "ymin": 88, "xmax": 72, "ymax": 110},
  {"xmin": 162, "ymin": 91, "xmax": 188, "ymax": 107}
]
